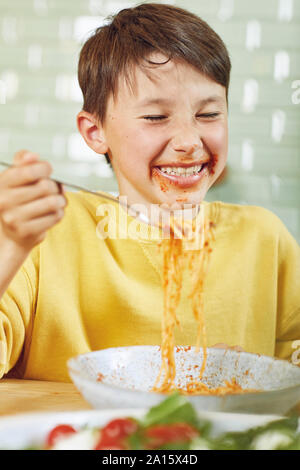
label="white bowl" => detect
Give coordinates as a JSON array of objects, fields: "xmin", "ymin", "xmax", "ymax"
[{"xmin": 67, "ymin": 346, "xmax": 300, "ymax": 415}]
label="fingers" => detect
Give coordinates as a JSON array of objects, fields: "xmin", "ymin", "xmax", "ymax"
[
  {"xmin": 13, "ymin": 150, "xmax": 40, "ymax": 167},
  {"xmin": 211, "ymin": 343, "xmax": 228, "ymax": 349},
  {"xmin": 1, "ymin": 194, "xmax": 67, "ymax": 226},
  {"xmin": 0, "ymin": 150, "xmax": 67, "ymax": 251},
  {"xmin": 3, "ymin": 211, "xmax": 65, "ymax": 246},
  {"xmin": 0, "ymin": 150, "xmax": 53, "ymax": 191},
  {"xmin": 0, "ymin": 178, "xmax": 63, "ymax": 212},
  {"xmin": 0, "ymin": 192, "xmax": 67, "ymax": 249},
  {"xmin": 56, "ymin": 182, "xmax": 65, "ymax": 195},
  {"xmin": 0, "ymin": 160, "xmax": 52, "ymax": 189},
  {"xmin": 231, "ymin": 345, "xmax": 244, "ymax": 352},
  {"xmin": 211, "ymin": 343, "xmax": 245, "ymax": 352}
]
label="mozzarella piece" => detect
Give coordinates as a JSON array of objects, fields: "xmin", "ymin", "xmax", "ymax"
[
  {"xmin": 50, "ymin": 429, "xmax": 99, "ymax": 450},
  {"xmin": 251, "ymin": 431, "xmax": 293, "ymax": 450}
]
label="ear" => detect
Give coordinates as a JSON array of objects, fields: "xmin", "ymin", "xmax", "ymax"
[{"xmin": 76, "ymin": 111, "xmax": 109, "ymax": 155}]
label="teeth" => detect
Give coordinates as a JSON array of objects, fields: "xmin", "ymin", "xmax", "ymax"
[{"xmin": 159, "ymin": 165, "xmax": 203, "ymax": 176}]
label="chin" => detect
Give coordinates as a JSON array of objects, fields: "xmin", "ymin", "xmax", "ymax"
[{"xmin": 158, "ymin": 192, "xmax": 206, "ymax": 210}]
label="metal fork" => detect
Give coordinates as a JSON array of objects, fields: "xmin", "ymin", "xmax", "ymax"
[{"xmin": 0, "ymin": 160, "xmax": 150, "ymax": 224}]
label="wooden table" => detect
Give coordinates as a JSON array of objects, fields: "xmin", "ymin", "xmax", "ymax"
[
  {"xmin": 0, "ymin": 379, "xmax": 92, "ymax": 416},
  {"xmin": 0, "ymin": 378, "xmax": 300, "ymax": 417}
]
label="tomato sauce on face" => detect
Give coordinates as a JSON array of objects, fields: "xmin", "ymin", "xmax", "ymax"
[
  {"xmin": 176, "ymin": 197, "xmax": 188, "ymax": 203},
  {"xmin": 160, "ymin": 180, "xmax": 169, "ymax": 193},
  {"xmin": 209, "ymin": 154, "xmax": 219, "ymax": 175},
  {"xmin": 152, "ymin": 167, "xmax": 170, "ymax": 192}
]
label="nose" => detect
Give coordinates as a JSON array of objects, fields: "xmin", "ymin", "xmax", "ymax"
[{"xmin": 170, "ymin": 125, "xmax": 203, "ymax": 157}]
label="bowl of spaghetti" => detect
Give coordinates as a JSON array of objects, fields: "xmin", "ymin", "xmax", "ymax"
[
  {"xmin": 68, "ymin": 345, "xmax": 300, "ymax": 415},
  {"xmin": 69, "ymin": 206, "xmax": 300, "ymax": 415}
]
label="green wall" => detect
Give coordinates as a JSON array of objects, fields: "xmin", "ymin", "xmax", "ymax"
[{"xmin": 0, "ymin": 0, "xmax": 299, "ymax": 242}]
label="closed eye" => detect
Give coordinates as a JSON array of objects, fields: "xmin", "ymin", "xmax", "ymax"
[
  {"xmin": 143, "ymin": 113, "xmax": 220, "ymax": 121},
  {"xmin": 197, "ymin": 113, "xmax": 220, "ymax": 118},
  {"xmin": 143, "ymin": 116, "xmax": 166, "ymax": 121}
]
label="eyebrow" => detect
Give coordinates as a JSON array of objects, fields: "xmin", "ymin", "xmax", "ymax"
[{"xmin": 136, "ymin": 95, "xmax": 224, "ymax": 108}]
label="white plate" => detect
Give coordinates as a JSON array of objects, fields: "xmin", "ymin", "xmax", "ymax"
[
  {"xmin": 0, "ymin": 408, "xmax": 293, "ymax": 450},
  {"xmin": 67, "ymin": 346, "xmax": 300, "ymax": 415}
]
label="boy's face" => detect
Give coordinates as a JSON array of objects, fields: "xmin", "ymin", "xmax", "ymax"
[{"xmin": 103, "ymin": 54, "xmax": 228, "ymax": 209}]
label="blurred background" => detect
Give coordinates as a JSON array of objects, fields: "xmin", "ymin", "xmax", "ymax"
[{"xmin": 0, "ymin": 0, "xmax": 299, "ymax": 242}]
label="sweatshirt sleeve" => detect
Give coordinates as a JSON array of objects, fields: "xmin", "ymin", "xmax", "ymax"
[
  {"xmin": 275, "ymin": 218, "xmax": 300, "ymax": 362},
  {"xmin": 0, "ymin": 247, "xmax": 39, "ymax": 379}
]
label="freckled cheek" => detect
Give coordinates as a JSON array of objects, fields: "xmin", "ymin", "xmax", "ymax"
[
  {"xmin": 205, "ymin": 123, "xmax": 227, "ymax": 153},
  {"xmin": 125, "ymin": 130, "xmax": 166, "ymax": 172},
  {"xmin": 115, "ymin": 131, "xmax": 161, "ymax": 177}
]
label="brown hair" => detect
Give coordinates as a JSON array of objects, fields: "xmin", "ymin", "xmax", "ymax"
[{"xmin": 78, "ymin": 3, "xmax": 231, "ymax": 165}]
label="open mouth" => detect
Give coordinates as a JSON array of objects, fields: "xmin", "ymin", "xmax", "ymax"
[
  {"xmin": 153, "ymin": 163, "xmax": 208, "ymax": 189},
  {"xmin": 158, "ymin": 164, "xmax": 205, "ymax": 176}
]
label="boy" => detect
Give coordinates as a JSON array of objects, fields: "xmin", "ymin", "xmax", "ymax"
[{"xmin": 0, "ymin": 3, "xmax": 299, "ymax": 382}]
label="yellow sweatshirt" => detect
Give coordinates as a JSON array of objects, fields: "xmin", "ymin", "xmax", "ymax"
[{"xmin": 0, "ymin": 191, "xmax": 299, "ymax": 382}]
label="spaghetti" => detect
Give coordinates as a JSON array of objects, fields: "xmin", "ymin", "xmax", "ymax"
[{"xmin": 152, "ymin": 203, "xmax": 245, "ymax": 395}]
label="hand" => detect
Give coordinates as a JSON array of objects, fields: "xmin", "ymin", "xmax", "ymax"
[
  {"xmin": 211, "ymin": 343, "xmax": 245, "ymax": 353},
  {"xmin": 0, "ymin": 150, "xmax": 67, "ymax": 253}
]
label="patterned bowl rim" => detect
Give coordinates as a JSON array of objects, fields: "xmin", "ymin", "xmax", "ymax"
[{"xmin": 67, "ymin": 346, "xmax": 300, "ymax": 398}]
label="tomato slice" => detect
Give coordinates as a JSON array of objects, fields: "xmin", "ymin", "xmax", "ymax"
[
  {"xmin": 45, "ymin": 424, "xmax": 77, "ymax": 448},
  {"xmin": 102, "ymin": 418, "xmax": 138, "ymax": 440},
  {"xmin": 94, "ymin": 418, "xmax": 138, "ymax": 450},
  {"xmin": 145, "ymin": 423, "xmax": 199, "ymax": 448}
]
